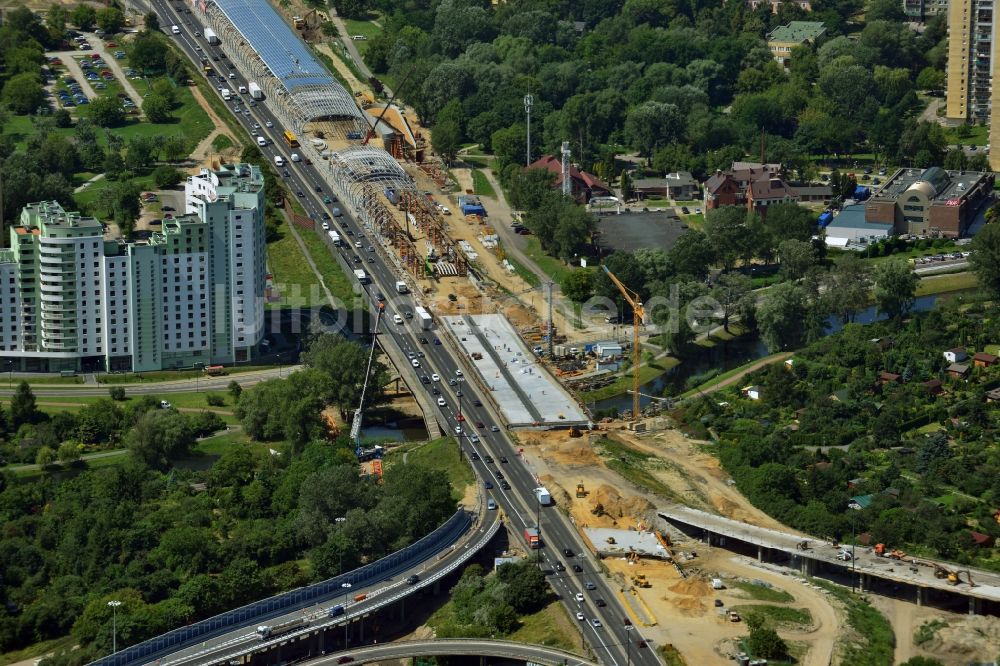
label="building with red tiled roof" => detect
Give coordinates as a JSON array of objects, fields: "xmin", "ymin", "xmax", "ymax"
[
  {"xmin": 527, "ymin": 155, "xmax": 612, "ymax": 204},
  {"xmin": 703, "ymin": 162, "xmax": 799, "ymax": 214}
]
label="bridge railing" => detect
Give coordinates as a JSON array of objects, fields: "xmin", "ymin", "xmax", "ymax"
[{"xmin": 89, "ymin": 510, "xmax": 472, "ymax": 666}]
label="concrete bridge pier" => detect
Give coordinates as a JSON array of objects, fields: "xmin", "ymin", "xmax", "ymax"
[
  {"xmin": 434, "ymin": 580, "xmax": 441, "ymax": 596},
  {"xmin": 800, "ymin": 557, "xmax": 814, "ymax": 577},
  {"xmin": 970, "ymin": 596, "xmax": 980, "ymax": 615},
  {"xmin": 757, "ymin": 545, "xmax": 763, "ymax": 562},
  {"xmin": 917, "ymin": 587, "xmax": 925, "ymax": 606}
]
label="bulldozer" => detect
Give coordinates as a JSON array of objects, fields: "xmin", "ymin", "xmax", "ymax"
[
  {"xmin": 576, "ymin": 482, "xmax": 587, "ymax": 498},
  {"xmin": 631, "ymin": 574, "xmax": 651, "ymax": 588}
]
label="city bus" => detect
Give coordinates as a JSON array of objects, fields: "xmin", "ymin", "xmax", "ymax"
[{"xmin": 283, "ymin": 130, "xmax": 299, "ymax": 148}]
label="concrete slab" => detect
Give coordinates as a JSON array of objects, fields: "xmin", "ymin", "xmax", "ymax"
[
  {"xmin": 441, "ymin": 313, "xmax": 588, "ymax": 428},
  {"xmin": 584, "ymin": 527, "xmax": 669, "ymax": 559}
]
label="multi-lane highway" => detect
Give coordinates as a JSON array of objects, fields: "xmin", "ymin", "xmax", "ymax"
[{"xmin": 140, "ymin": 3, "xmax": 662, "ymax": 665}]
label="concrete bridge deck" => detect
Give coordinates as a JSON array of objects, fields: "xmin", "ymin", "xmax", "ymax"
[{"xmin": 658, "ymin": 504, "xmax": 1000, "ymax": 611}]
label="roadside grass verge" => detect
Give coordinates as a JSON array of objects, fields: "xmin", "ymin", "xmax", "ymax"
[
  {"xmin": 471, "ymin": 169, "xmax": 496, "ymax": 197},
  {"xmin": 296, "ymin": 227, "xmax": 355, "ymax": 304},
  {"xmin": 813, "ymin": 579, "xmax": 894, "ymax": 666},
  {"xmin": 267, "ymin": 228, "xmax": 322, "ymax": 306},
  {"xmin": 97, "ymin": 365, "xmax": 275, "ymax": 383},
  {"xmin": 388, "ymin": 436, "xmax": 472, "ymax": 502},
  {"xmin": 680, "ymin": 352, "xmax": 789, "ymax": 398},
  {"xmin": 508, "ymin": 602, "xmax": 583, "ymax": 653},
  {"xmin": 728, "ymin": 580, "xmax": 795, "ymax": 603},
  {"xmin": 523, "ymin": 237, "xmax": 574, "ymax": 284},
  {"xmin": 211, "ymin": 133, "xmax": 235, "ymax": 151},
  {"xmin": 916, "ymin": 271, "xmax": 979, "ymax": 296}
]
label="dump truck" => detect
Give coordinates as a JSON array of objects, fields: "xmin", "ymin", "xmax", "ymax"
[
  {"xmin": 415, "ymin": 306, "xmax": 433, "ymax": 330},
  {"xmin": 256, "ymin": 618, "xmax": 308, "ymax": 640},
  {"xmin": 248, "ymin": 81, "xmax": 263, "ymax": 100},
  {"xmin": 524, "ymin": 526, "xmax": 541, "ymax": 549},
  {"xmin": 535, "ymin": 487, "xmax": 552, "ymax": 506},
  {"xmin": 203, "ymin": 27, "xmax": 219, "ymax": 44}
]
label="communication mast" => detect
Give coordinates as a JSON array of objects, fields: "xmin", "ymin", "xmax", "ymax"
[{"xmin": 561, "ymin": 141, "xmax": 571, "ymax": 197}]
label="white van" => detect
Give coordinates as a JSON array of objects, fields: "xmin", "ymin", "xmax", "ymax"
[
  {"xmin": 290, "ymin": 152, "xmax": 301, "ymax": 162},
  {"xmin": 274, "ymin": 155, "xmax": 285, "ymax": 167},
  {"xmin": 221, "ymin": 89, "xmax": 231, "ymax": 101},
  {"xmin": 238, "ymin": 85, "xmax": 247, "ymax": 95},
  {"xmin": 256, "ymin": 136, "xmax": 267, "ymax": 147},
  {"xmin": 171, "ymin": 25, "xmax": 180, "ymax": 34}
]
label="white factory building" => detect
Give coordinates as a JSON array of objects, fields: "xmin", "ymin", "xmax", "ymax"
[{"xmin": 0, "ymin": 163, "xmax": 267, "ymax": 373}]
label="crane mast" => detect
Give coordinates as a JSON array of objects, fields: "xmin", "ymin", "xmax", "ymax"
[
  {"xmin": 601, "ymin": 266, "xmax": 645, "ymax": 421},
  {"xmin": 351, "ymin": 303, "xmax": 384, "ymax": 452}
]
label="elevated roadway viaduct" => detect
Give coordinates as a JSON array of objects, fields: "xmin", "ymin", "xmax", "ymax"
[
  {"xmin": 658, "ymin": 504, "xmax": 1000, "ymax": 616},
  {"xmin": 91, "ymin": 1, "xmax": 667, "ymax": 665},
  {"xmin": 236, "ymin": 639, "xmax": 598, "ymax": 666}
]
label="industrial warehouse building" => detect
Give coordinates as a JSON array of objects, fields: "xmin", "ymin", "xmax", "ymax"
[
  {"xmin": 864, "ymin": 167, "xmax": 993, "ymax": 238},
  {"xmin": 0, "ymin": 163, "xmax": 267, "ymax": 373}
]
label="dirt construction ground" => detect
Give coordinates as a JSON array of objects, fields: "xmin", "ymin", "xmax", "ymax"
[{"xmin": 514, "ymin": 425, "xmax": 1000, "ymax": 665}]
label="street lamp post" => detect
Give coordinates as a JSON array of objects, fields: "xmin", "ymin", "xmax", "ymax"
[
  {"xmin": 341, "ymin": 583, "xmax": 352, "ymax": 646},
  {"xmin": 107, "ymin": 600, "xmax": 122, "ymax": 655},
  {"xmin": 625, "ymin": 625, "xmax": 633, "ymax": 666}
]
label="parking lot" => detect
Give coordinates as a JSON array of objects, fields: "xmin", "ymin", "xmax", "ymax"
[{"xmin": 46, "ymin": 33, "xmax": 141, "ymax": 117}]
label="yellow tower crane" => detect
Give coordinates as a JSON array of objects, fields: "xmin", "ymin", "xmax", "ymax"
[{"xmin": 601, "ymin": 266, "xmax": 645, "ymax": 421}]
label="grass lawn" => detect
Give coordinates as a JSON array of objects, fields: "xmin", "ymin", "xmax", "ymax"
[
  {"xmin": 388, "ymin": 436, "xmax": 473, "ymax": 502},
  {"xmin": 578, "ymin": 358, "xmax": 679, "ymax": 403},
  {"xmin": 508, "ymin": 602, "xmax": 584, "ymax": 653},
  {"xmin": 523, "ymin": 237, "xmax": 574, "ymax": 284},
  {"xmin": 212, "ymin": 133, "xmax": 235, "ymax": 151},
  {"xmin": 942, "ymin": 123, "xmax": 990, "ymax": 146},
  {"xmin": 505, "ymin": 252, "xmax": 541, "ymax": 288},
  {"xmin": 594, "ymin": 436, "xmax": 683, "ymax": 502},
  {"xmin": 192, "ymin": 430, "xmax": 264, "ymax": 458},
  {"xmin": 343, "ymin": 19, "xmax": 383, "ymax": 56},
  {"xmin": 728, "ymin": 580, "xmax": 794, "ymax": 603},
  {"xmin": 97, "ymin": 365, "xmax": 275, "ymax": 383},
  {"xmin": 916, "ymin": 271, "xmax": 979, "ymax": 296},
  {"xmin": 267, "ymin": 228, "xmax": 322, "ymax": 307},
  {"xmin": 0, "ymin": 636, "xmax": 74, "ymax": 666},
  {"xmin": 297, "ymin": 227, "xmax": 355, "ymax": 304},
  {"xmin": 1, "ymin": 393, "xmax": 238, "ymax": 422},
  {"xmin": 471, "ymin": 169, "xmax": 496, "ymax": 198},
  {"xmin": 813, "ymin": 580, "xmax": 894, "ymax": 665},
  {"xmin": 7, "ymin": 375, "xmax": 84, "ymax": 385},
  {"xmin": 731, "ymin": 605, "xmax": 812, "ymax": 628},
  {"xmin": 74, "ymin": 171, "xmax": 158, "ymax": 211}
]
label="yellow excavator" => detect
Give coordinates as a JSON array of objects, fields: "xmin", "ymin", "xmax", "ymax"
[{"xmin": 576, "ymin": 482, "xmax": 586, "ymax": 498}]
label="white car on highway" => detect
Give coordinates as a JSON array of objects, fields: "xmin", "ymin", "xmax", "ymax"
[
  {"xmin": 437, "ymin": 397, "xmax": 446, "ymax": 407},
  {"xmin": 575, "ymin": 593, "xmax": 584, "ymax": 602},
  {"xmin": 410, "ymin": 358, "xmax": 420, "ymax": 367},
  {"xmin": 576, "ymin": 612, "xmax": 585, "ymax": 621},
  {"xmin": 431, "ymin": 373, "xmax": 440, "ymax": 382}
]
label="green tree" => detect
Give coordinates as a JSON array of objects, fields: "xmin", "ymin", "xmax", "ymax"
[
  {"xmin": 763, "ymin": 202, "xmax": 814, "ymax": 242},
  {"xmin": 111, "ymin": 180, "xmax": 143, "ymax": 238},
  {"xmin": 747, "ymin": 625, "xmax": 788, "ymax": 660},
  {"xmin": 126, "ymin": 409, "xmax": 195, "ymax": 468},
  {"xmin": 46, "ymin": 4, "xmax": 67, "ymax": 42},
  {"xmin": 130, "ymin": 32, "xmax": 168, "ymax": 74},
  {"xmin": 152, "ymin": 166, "xmax": 182, "ymax": 187},
  {"xmin": 711, "ymin": 272, "xmax": 751, "ymax": 333},
  {"xmin": 620, "ymin": 171, "xmax": 634, "ymax": 202},
  {"xmin": 109, "ymin": 386, "xmax": 126, "ymax": 401},
  {"xmin": 35, "ymin": 446, "xmax": 57, "ymax": 468},
  {"xmin": 89, "ymin": 95, "xmax": 126, "ymax": 128},
  {"xmin": 71, "ymin": 3, "xmax": 97, "ymax": 30},
  {"xmin": 10, "ymin": 381, "xmax": 38, "ymax": 429},
  {"xmin": 2, "ymin": 72, "xmax": 47, "ymax": 115},
  {"xmin": 667, "ymin": 230, "xmax": 714, "ymax": 279},
  {"xmin": 970, "ymin": 222, "xmax": 1000, "ymax": 299},
  {"xmin": 96, "ymin": 6, "xmax": 124, "ymax": 33},
  {"xmin": 704, "ymin": 206, "xmax": 756, "ymax": 271},
  {"xmin": 491, "ymin": 124, "xmax": 526, "ymax": 170},
  {"xmin": 57, "ymin": 441, "xmax": 81, "ymax": 464},
  {"xmin": 142, "ymin": 93, "xmax": 171, "ymax": 123},
  {"xmin": 776, "ymin": 239, "xmax": 814, "ymax": 279},
  {"xmin": 823, "ymin": 254, "xmax": 873, "ymax": 323},
  {"xmin": 873, "ymin": 259, "xmax": 918, "ymax": 319},
  {"xmin": 624, "ymin": 101, "xmax": 683, "ymax": 156},
  {"xmin": 496, "ymin": 561, "xmax": 549, "ymax": 613},
  {"xmin": 301, "ymin": 335, "xmax": 388, "ymax": 412},
  {"xmin": 757, "ymin": 282, "xmax": 810, "ymax": 352},
  {"xmin": 915, "ymin": 67, "xmax": 945, "ymax": 93},
  {"xmin": 145, "ymin": 11, "xmax": 160, "ymax": 31},
  {"xmin": 432, "ymin": 119, "xmax": 460, "ymax": 166},
  {"xmin": 228, "ymin": 380, "xmax": 242, "ymax": 401},
  {"xmin": 561, "ymin": 270, "xmax": 594, "ymax": 302}
]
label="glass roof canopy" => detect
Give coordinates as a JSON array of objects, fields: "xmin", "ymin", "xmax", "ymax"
[{"xmin": 209, "ymin": 0, "xmax": 363, "ymax": 123}]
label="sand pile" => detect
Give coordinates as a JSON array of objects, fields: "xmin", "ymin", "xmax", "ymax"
[
  {"xmin": 591, "ymin": 484, "xmax": 655, "ymax": 521},
  {"xmin": 669, "ymin": 578, "xmax": 711, "ymax": 596},
  {"xmin": 672, "ymin": 596, "xmax": 707, "ymax": 616},
  {"xmin": 925, "ymin": 615, "xmax": 1000, "ymax": 661}
]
